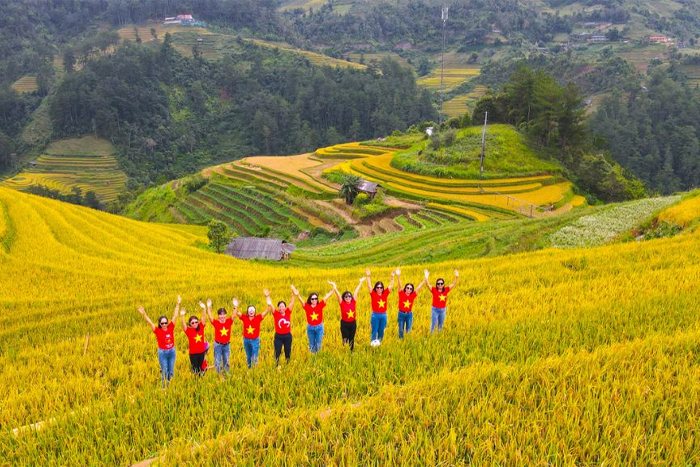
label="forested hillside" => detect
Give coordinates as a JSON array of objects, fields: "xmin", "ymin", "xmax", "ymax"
[{"xmin": 48, "ymin": 37, "xmax": 434, "ymax": 185}]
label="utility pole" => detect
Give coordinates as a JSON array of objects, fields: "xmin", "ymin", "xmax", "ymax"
[
  {"xmin": 439, "ymin": 5, "xmax": 449, "ymax": 126},
  {"xmin": 480, "ymin": 111, "xmax": 488, "ymax": 179}
]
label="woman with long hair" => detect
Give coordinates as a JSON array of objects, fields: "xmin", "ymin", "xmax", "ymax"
[
  {"xmin": 425, "ymin": 269, "xmax": 459, "ymax": 333},
  {"xmin": 137, "ymin": 295, "xmax": 180, "ymax": 387},
  {"xmin": 328, "ymin": 277, "xmax": 365, "ymax": 351},
  {"xmin": 365, "ymin": 268, "xmax": 395, "ymax": 347},
  {"xmin": 291, "ymin": 284, "xmax": 334, "ymax": 354}
]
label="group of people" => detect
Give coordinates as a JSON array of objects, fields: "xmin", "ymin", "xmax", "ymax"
[{"xmin": 137, "ymin": 268, "xmax": 458, "ymax": 387}]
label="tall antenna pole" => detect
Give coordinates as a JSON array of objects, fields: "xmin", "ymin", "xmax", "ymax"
[
  {"xmin": 480, "ymin": 111, "xmax": 488, "ymax": 179},
  {"xmin": 439, "ymin": 5, "xmax": 448, "ymax": 126}
]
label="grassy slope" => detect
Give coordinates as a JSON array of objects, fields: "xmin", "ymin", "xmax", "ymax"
[{"xmin": 2, "ymin": 187, "xmax": 700, "ymax": 465}]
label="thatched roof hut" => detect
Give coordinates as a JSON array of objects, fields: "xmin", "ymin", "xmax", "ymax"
[{"xmin": 225, "ymin": 237, "xmax": 296, "ymax": 261}]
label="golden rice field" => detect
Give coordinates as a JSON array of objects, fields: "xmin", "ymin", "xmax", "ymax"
[
  {"xmin": 417, "ymin": 66, "xmax": 480, "ymax": 91},
  {"xmin": 10, "ymin": 76, "xmax": 38, "ymax": 93},
  {"xmin": 3, "ymin": 185, "xmax": 700, "ymax": 465},
  {"xmin": 0, "ymin": 137, "xmax": 126, "ymax": 203},
  {"xmin": 657, "ymin": 191, "xmax": 700, "ymax": 227},
  {"xmin": 442, "ymin": 85, "xmax": 488, "ymax": 118},
  {"xmin": 249, "ymin": 39, "xmax": 366, "ymax": 70},
  {"xmin": 241, "ymin": 153, "xmax": 337, "ymax": 192}
]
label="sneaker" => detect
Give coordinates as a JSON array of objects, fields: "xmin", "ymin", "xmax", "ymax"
[{"xmin": 370, "ymin": 339, "xmax": 379, "ymax": 347}]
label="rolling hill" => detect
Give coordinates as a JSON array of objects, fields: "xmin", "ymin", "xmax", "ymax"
[{"xmin": 2, "ymin": 185, "xmax": 700, "ymax": 465}]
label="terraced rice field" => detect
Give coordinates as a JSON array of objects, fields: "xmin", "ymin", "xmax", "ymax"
[
  {"xmin": 0, "ymin": 137, "xmax": 126, "ymax": 202},
  {"xmin": 249, "ymin": 39, "xmax": 366, "ymax": 70},
  {"xmin": 173, "ymin": 182, "xmax": 316, "ymax": 237},
  {"xmin": 417, "ymin": 66, "xmax": 480, "ymax": 92},
  {"xmin": 241, "ymin": 153, "xmax": 337, "ymax": 193},
  {"xmin": 11, "ymin": 76, "xmax": 38, "ymax": 93},
  {"xmin": 442, "ymin": 85, "xmax": 488, "ymax": 118},
  {"xmin": 328, "ymin": 147, "xmax": 577, "ymax": 220}
]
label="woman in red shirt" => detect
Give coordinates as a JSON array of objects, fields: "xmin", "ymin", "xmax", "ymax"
[
  {"xmin": 366, "ymin": 268, "xmax": 395, "ymax": 347},
  {"xmin": 137, "ymin": 295, "xmax": 180, "ymax": 388},
  {"xmin": 425, "ymin": 269, "xmax": 459, "ymax": 333},
  {"xmin": 271, "ymin": 291, "xmax": 296, "ymax": 366},
  {"xmin": 328, "ymin": 277, "xmax": 365, "ymax": 351},
  {"xmin": 291, "ymin": 284, "xmax": 334, "ymax": 354},
  {"xmin": 395, "ymin": 268, "xmax": 428, "ymax": 339},
  {"xmin": 233, "ymin": 291, "xmax": 272, "ymax": 368},
  {"xmin": 200, "ymin": 298, "xmax": 233, "ymax": 374},
  {"xmin": 180, "ymin": 300, "xmax": 209, "ymax": 375}
]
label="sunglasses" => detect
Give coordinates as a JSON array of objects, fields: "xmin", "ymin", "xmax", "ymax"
[
  {"xmin": 159, "ymin": 321, "xmax": 168, "ymax": 326},
  {"xmin": 406, "ymin": 287, "xmax": 414, "ymax": 290},
  {"xmin": 436, "ymin": 282, "xmax": 444, "ymax": 285},
  {"xmin": 376, "ymin": 286, "xmax": 384, "ymax": 289},
  {"xmin": 190, "ymin": 320, "xmax": 199, "ymax": 324},
  {"xmin": 310, "ymin": 297, "xmax": 318, "ymax": 301}
]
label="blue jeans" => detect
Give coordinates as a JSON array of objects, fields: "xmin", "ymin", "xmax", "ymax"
[
  {"xmin": 371, "ymin": 312, "xmax": 388, "ymax": 342},
  {"xmin": 214, "ymin": 342, "xmax": 230, "ymax": 373},
  {"xmin": 157, "ymin": 348, "xmax": 176, "ymax": 386},
  {"xmin": 243, "ymin": 337, "xmax": 260, "ymax": 368},
  {"xmin": 431, "ymin": 306, "xmax": 446, "ymax": 333},
  {"xmin": 307, "ymin": 323, "xmax": 324, "ymax": 353},
  {"xmin": 397, "ymin": 311, "xmax": 413, "ymax": 338}
]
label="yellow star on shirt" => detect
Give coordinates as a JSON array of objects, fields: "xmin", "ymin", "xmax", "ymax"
[
  {"xmin": 194, "ymin": 334, "xmax": 202, "ymax": 343},
  {"xmin": 219, "ymin": 328, "xmax": 229, "ymax": 337},
  {"xmin": 246, "ymin": 325, "xmax": 255, "ymax": 335},
  {"xmin": 310, "ymin": 312, "xmax": 319, "ymax": 322},
  {"xmin": 438, "ymin": 295, "xmax": 446, "ymax": 302},
  {"xmin": 346, "ymin": 310, "xmax": 355, "ymax": 318},
  {"xmin": 403, "ymin": 300, "xmax": 412, "ymax": 308},
  {"xmin": 377, "ymin": 299, "xmax": 386, "ymax": 309}
]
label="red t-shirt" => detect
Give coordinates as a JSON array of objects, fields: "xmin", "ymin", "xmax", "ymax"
[
  {"xmin": 212, "ymin": 318, "xmax": 234, "ymax": 344},
  {"xmin": 239, "ymin": 314, "xmax": 264, "ymax": 339},
  {"xmin": 273, "ymin": 309, "xmax": 293, "ymax": 335},
  {"xmin": 398, "ymin": 290, "xmax": 418, "ymax": 313},
  {"xmin": 153, "ymin": 322, "xmax": 175, "ymax": 350},
  {"xmin": 303, "ymin": 300, "xmax": 325, "ymax": 325},
  {"xmin": 430, "ymin": 286, "xmax": 451, "ymax": 308},
  {"xmin": 184, "ymin": 323, "xmax": 206, "ymax": 354},
  {"xmin": 370, "ymin": 289, "xmax": 391, "ymax": 313},
  {"xmin": 340, "ymin": 298, "xmax": 357, "ymax": 323}
]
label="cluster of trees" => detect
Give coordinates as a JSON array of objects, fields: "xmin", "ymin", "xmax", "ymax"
[
  {"xmin": 472, "ymin": 64, "xmax": 643, "ymax": 201},
  {"xmin": 49, "ymin": 37, "xmax": 436, "ymax": 185},
  {"xmin": 25, "ymin": 185, "xmax": 103, "ymax": 210},
  {"xmin": 589, "ymin": 69, "xmax": 700, "ymax": 195}
]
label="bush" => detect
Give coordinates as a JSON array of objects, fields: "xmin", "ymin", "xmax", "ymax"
[
  {"xmin": 354, "ymin": 193, "xmax": 371, "ymax": 206},
  {"xmin": 181, "ymin": 174, "xmax": 208, "ymax": 195}
]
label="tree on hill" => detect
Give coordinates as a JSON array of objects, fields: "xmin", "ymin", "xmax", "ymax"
[
  {"xmin": 207, "ymin": 220, "xmax": 231, "ymax": 253},
  {"xmin": 339, "ymin": 174, "xmax": 361, "ymax": 205}
]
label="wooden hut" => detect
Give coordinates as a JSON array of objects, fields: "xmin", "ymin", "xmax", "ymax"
[
  {"xmin": 356, "ymin": 179, "xmax": 380, "ymax": 200},
  {"xmin": 225, "ymin": 237, "xmax": 296, "ymax": 261}
]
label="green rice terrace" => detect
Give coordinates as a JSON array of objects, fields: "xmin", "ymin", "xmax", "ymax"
[{"xmin": 127, "ymin": 124, "xmax": 589, "ymax": 252}]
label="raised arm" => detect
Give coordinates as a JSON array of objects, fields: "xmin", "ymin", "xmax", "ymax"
[
  {"xmin": 387, "ymin": 270, "xmax": 396, "ymax": 292},
  {"xmin": 173, "ymin": 295, "xmax": 182, "ymax": 323},
  {"xmin": 424, "ymin": 269, "xmax": 431, "ymax": 290},
  {"xmin": 262, "ymin": 289, "xmax": 273, "ymax": 318},
  {"xmin": 232, "ymin": 298, "xmax": 242, "ymax": 318},
  {"xmin": 395, "ymin": 268, "xmax": 403, "ymax": 291},
  {"xmin": 353, "ymin": 277, "xmax": 365, "ymax": 300},
  {"xmin": 327, "ymin": 280, "xmax": 342, "ymax": 302},
  {"xmin": 415, "ymin": 275, "xmax": 428, "ymax": 294},
  {"xmin": 291, "ymin": 285, "xmax": 304, "ymax": 303},
  {"xmin": 137, "ymin": 306, "xmax": 156, "ymax": 331},
  {"xmin": 365, "ymin": 268, "xmax": 373, "ymax": 294},
  {"xmin": 449, "ymin": 270, "xmax": 459, "ymax": 289},
  {"xmin": 289, "ymin": 294, "xmax": 296, "ymax": 311},
  {"xmin": 200, "ymin": 300, "xmax": 213, "ymax": 324},
  {"xmin": 179, "ymin": 307, "xmax": 188, "ymax": 332},
  {"xmin": 322, "ymin": 288, "xmax": 335, "ymax": 303}
]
